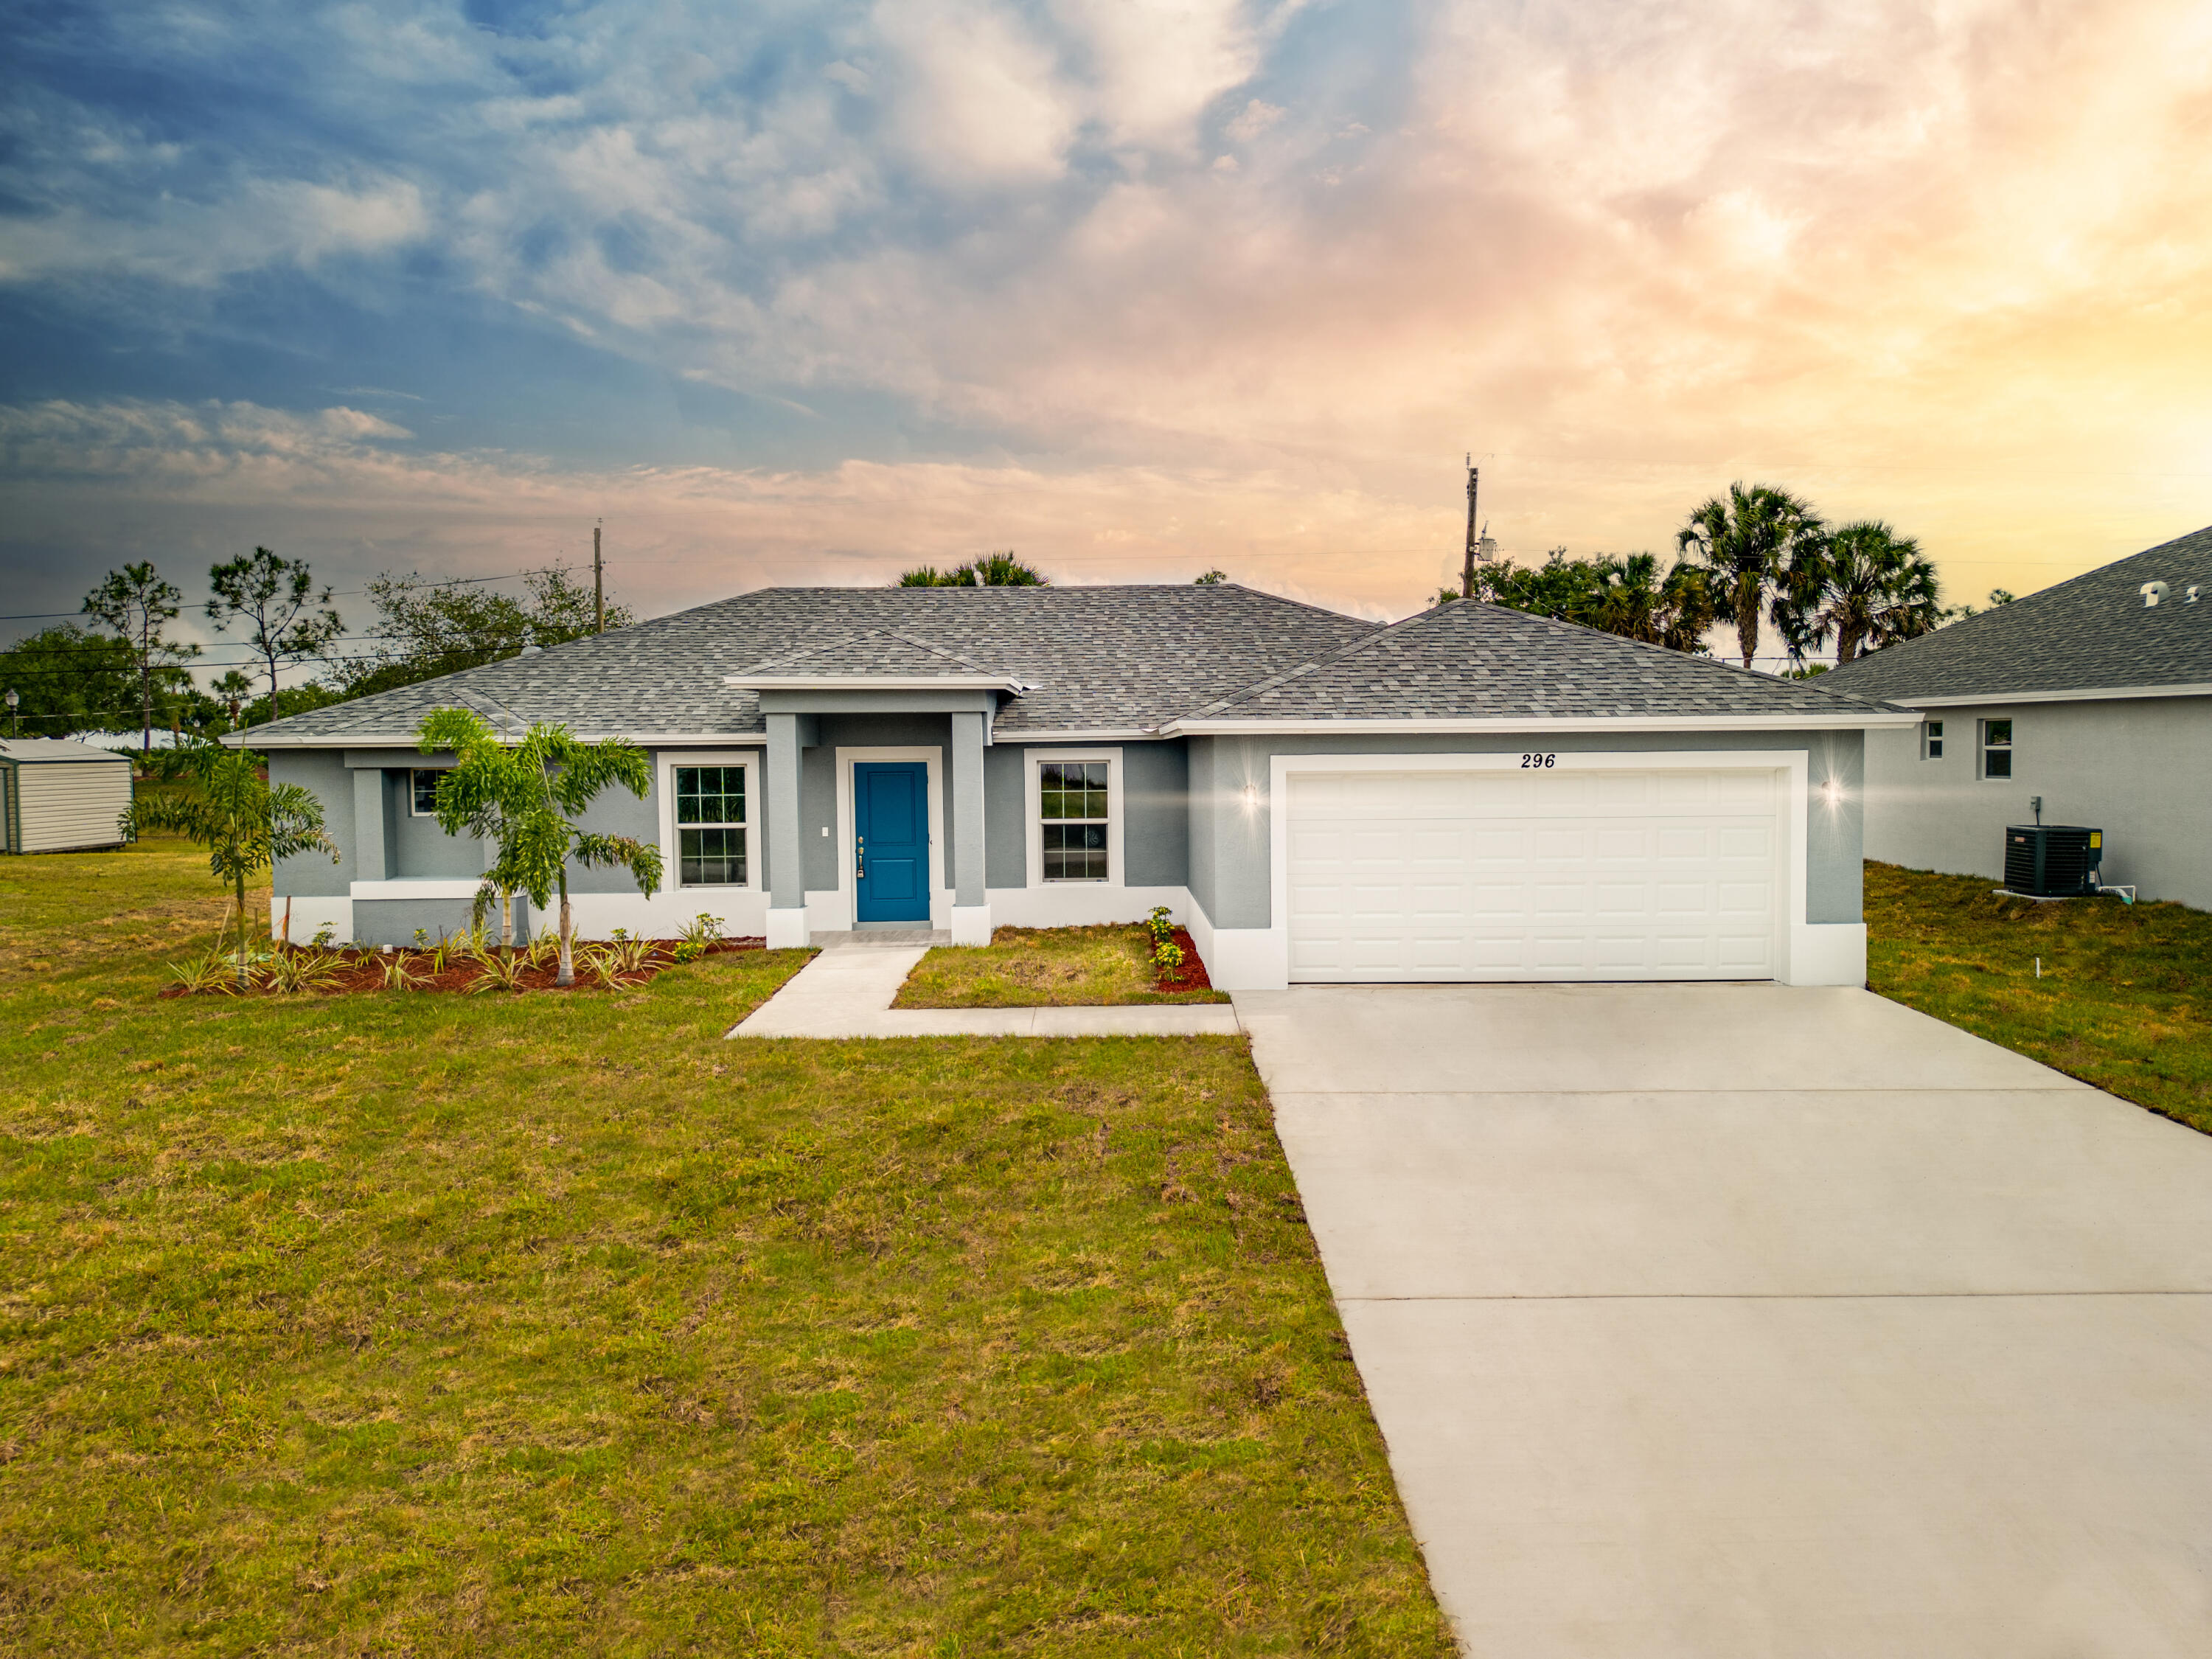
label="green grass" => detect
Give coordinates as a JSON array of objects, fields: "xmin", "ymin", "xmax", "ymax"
[
  {"xmin": 894, "ymin": 925, "xmax": 1231, "ymax": 1008},
  {"xmin": 1867, "ymin": 860, "xmax": 2212, "ymax": 1135},
  {"xmin": 0, "ymin": 841, "xmax": 1447, "ymax": 1655}
]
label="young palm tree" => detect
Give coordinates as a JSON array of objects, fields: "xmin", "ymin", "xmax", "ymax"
[
  {"xmin": 1675, "ymin": 483, "xmax": 1826, "ymax": 671},
  {"xmin": 121, "ymin": 743, "xmax": 338, "ymax": 987},
  {"xmin": 415, "ymin": 709, "xmax": 664, "ymax": 987},
  {"xmin": 1788, "ymin": 520, "xmax": 1946, "ymax": 664}
]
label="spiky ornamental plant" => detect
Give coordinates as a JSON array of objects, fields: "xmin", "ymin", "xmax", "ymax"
[
  {"xmin": 122, "ymin": 743, "xmax": 339, "ymax": 988},
  {"xmin": 414, "ymin": 709, "xmax": 663, "ymax": 987}
]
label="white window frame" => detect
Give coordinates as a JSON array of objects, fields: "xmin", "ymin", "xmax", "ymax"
[
  {"xmin": 409, "ymin": 768, "xmax": 442, "ymax": 817},
  {"xmin": 1921, "ymin": 718, "xmax": 1944, "ymax": 761},
  {"xmin": 1026, "ymin": 747, "xmax": 1124, "ymax": 888},
  {"xmin": 658, "ymin": 751, "xmax": 760, "ymax": 891},
  {"xmin": 1979, "ymin": 717, "xmax": 2014, "ymax": 781}
]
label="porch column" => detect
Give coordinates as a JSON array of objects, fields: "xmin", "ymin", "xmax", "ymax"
[
  {"xmin": 950, "ymin": 710, "xmax": 990, "ymax": 945},
  {"xmin": 764, "ymin": 713, "xmax": 809, "ymax": 948}
]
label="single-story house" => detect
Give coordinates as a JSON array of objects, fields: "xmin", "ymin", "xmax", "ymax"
[
  {"xmin": 231, "ymin": 583, "xmax": 1910, "ymax": 988},
  {"xmin": 1, "ymin": 737, "xmax": 134, "ymax": 855},
  {"xmin": 1820, "ymin": 523, "xmax": 2212, "ymax": 910}
]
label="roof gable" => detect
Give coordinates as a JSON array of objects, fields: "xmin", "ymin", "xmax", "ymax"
[
  {"xmin": 1820, "ymin": 524, "xmax": 2212, "ymax": 703},
  {"xmin": 1175, "ymin": 599, "xmax": 1899, "ymax": 724}
]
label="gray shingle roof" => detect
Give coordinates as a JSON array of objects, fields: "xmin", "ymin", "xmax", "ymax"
[
  {"xmin": 1820, "ymin": 524, "xmax": 2212, "ymax": 703},
  {"xmin": 1178, "ymin": 598, "xmax": 1899, "ymax": 722},
  {"xmin": 733, "ymin": 628, "xmax": 1018, "ymax": 681},
  {"xmin": 244, "ymin": 584, "xmax": 1380, "ymax": 742}
]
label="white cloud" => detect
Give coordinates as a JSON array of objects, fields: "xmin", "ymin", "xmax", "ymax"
[
  {"xmin": 1225, "ymin": 97, "xmax": 1285, "ymax": 144},
  {"xmin": 1054, "ymin": 0, "xmax": 1259, "ymax": 151},
  {"xmin": 873, "ymin": 0, "xmax": 1078, "ymax": 184}
]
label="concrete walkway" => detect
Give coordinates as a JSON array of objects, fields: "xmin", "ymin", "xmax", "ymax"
[
  {"xmin": 1235, "ymin": 983, "xmax": 2212, "ymax": 1658},
  {"xmin": 728, "ymin": 939, "xmax": 1245, "ymax": 1038}
]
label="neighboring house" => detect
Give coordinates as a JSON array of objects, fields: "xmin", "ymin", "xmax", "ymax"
[
  {"xmin": 231, "ymin": 583, "xmax": 1909, "ymax": 988},
  {"xmin": 0, "ymin": 737, "xmax": 134, "ymax": 855},
  {"xmin": 1821, "ymin": 524, "xmax": 2212, "ymax": 910}
]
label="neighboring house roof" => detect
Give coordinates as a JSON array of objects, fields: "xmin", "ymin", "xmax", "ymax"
[
  {"xmin": 1820, "ymin": 523, "xmax": 2212, "ymax": 706},
  {"xmin": 233, "ymin": 580, "xmax": 1906, "ymax": 748},
  {"xmin": 0, "ymin": 737, "xmax": 133, "ymax": 765},
  {"xmin": 1166, "ymin": 598, "xmax": 1902, "ymax": 729},
  {"xmin": 237, "ymin": 585, "xmax": 1380, "ymax": 744}
]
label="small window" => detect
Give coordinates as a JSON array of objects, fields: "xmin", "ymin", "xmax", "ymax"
[
  {"xmin": 411, "ymin": 769, "xmax": 442, "ymax": 815},
  {"xmin": 1040, "ymin": 760, "xmax": 1109, "ymax": 882},
  {"xmin": 1980, "ymin": 718, "xmax": 2013, "ymax": 779},
  {"xmin": 1923, "ymin": 719, "xmax": 1944, "ymax": 760},
  {"xmin": 675, "ymin": 765, "xmax": 748, "ymax": 886}
]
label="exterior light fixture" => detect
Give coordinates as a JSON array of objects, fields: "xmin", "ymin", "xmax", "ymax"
[
  {"xmin": 1242, "ymin": 782, "xmax": 1258, "ymax": 809},
  {"xmin": 1821, "ymin": 778, "xmax": 1840, "ymax": 806}
]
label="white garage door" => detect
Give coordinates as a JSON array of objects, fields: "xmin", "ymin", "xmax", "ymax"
[{"xmin": 1286, "ymin": 766, "xmax": 1781, "ymax": 982}]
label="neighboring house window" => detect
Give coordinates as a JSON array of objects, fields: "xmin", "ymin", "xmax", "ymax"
[
  {"xmin": 411, "ymin": 769, "xmax": 441, "ymax": 815},
  {"xmin": 1040, "ymin": 760, "xmax": 1109, "ymax": 881},
  {"xmin": 675, "ymin": 765, "xmax": 748, "ymax": 885},
  {"xmin": 1923, "ymin": 719, "xmax": 1944, "ymax": 760},
  {"xmin": 1980, "ymin": 718, "xmax": 2013, "ymax": 779}
]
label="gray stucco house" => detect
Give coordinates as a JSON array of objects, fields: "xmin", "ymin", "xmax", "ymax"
[
  {"xmin": 234, "ymin": 582, "xmax": 1910, "ymax": 987},
  {"xmin": 1822, "ymin": 524, "xmax": 2211, "ymax": 910}
]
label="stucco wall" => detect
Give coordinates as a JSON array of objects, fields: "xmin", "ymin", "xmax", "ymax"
[
  {"xmin": 269, "ymin": 749, "xmax": 355, "ymax": 897},
  {"xmin": 978, "ymin": 738, "xmax": 1188, "ymax": 891},
  {"xmin": 1864, "ymin": 696, "xmax": 2211, "ymax": 908},
  {"xmin": 1184, "ymin": 728, "xmax": 1866, "ymax": 931}
]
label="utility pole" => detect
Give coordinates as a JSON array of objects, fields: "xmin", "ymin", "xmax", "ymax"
[
  {"xmin": 593, "ymin": 521, "xmax": 605, "ymax": 634},
  {"xmin": 1460, "ymin": 456, "xmax": 1481, "ymax": 599}
]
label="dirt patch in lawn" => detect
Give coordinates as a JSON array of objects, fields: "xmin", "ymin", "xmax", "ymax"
[{"xmin": 896, "ymin": 923, "xmax": 1231, "ymax": 1007}]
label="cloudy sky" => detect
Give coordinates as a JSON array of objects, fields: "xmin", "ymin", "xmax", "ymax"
[{"xmin": 4, "ymin": 0, "xmax": 2209, "ymax": 672}]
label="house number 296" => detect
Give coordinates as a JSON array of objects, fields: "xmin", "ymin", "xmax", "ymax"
[{"xmin": 1520, "ymin": 753, "xmax": 1557, "ymax": 768}]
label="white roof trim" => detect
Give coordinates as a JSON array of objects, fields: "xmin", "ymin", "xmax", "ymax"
[
  {"xmin": 723, "ymin": 672, "xmax": 1025, "ymax": 692},
  {"xmin": 1885, "ymin": 683, "xmax": 2212, "ymax": 709},
  {"xmin": 1161, "ymin": 712, "xmax": 1919, "ymax": 736}
]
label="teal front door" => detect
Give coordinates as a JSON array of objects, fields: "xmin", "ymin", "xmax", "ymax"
[{"xmin": 855, "ymin": 762, "xmax": 931, "ymax": 923}]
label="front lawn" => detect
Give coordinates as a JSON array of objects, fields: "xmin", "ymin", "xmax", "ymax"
[
  {"xmin": 1867, "ymin": 860, "xmax": 2212, "ymax": 1135},
  {"xmin": 0, "ymin": 841, "xmax": 1446, "ymax": 1654},
  {"xmin": 895, "ymin": 924, "xmax": 1231, "ymax": 1008}
]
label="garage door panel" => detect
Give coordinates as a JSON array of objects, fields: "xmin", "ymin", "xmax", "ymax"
[{"xmin": 1286, "ymin": 766, "xmax": 1782, "ymax": 983}]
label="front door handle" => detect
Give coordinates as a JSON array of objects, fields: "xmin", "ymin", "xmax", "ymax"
[{"xmin": 856, "ymin": 834, "xmax": 865, "ymax": 880}]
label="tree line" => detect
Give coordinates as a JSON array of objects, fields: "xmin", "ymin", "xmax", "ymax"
[
  {"xmin": 1439, "ymin": 481, "xmax": 2005, "ymax": 671},
  {"xmin": 1, "ymin": 554, "xmax": 627, "ymax": 749}
]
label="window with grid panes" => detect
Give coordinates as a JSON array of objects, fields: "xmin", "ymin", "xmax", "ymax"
[
  {"xmin": 675, "ymin": 765, "xmax": 748, "ymax": 885},
  {"xmin": 1039, "ymin": 760, "xmax": 1109, "ymax": 881},
  {"xmin": 411, "ymin": 769, "xmax": 442, "ymax": 815}
]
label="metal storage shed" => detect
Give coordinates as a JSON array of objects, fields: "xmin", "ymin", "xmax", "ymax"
[{"xmin": 1, "ymin": 738, "xmax": 135, "ymax": 854}]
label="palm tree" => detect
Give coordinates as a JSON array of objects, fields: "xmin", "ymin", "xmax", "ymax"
[
  {"xmin": 121, "ymin": 743, "xmax": 338, "ymax": 987},
  {"xmin": 1676, "ymin": 484, "xmax": 1825, "ymax": 671},
  {"xmin": 415, "ymin": 709, "xmax": 664, "ymax": 987},
  {"xmin": 1787, "ymin": 520, "xmax": 1946, "ymax": 664},
  {"xmin": 898, "ymin": 552, "xmax": 1048, "ymax": 586}
]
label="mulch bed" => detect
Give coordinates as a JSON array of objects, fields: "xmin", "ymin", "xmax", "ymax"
[
  {"xmin": 1153, "ymin": 927, "xmax": 1216, "ymax": 995},
  {"xmin": 161, "ymin": 938, "xmax": 767, "ymax": 998}
]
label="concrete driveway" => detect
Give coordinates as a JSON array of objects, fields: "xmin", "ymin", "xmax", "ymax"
[{"xmin": 1235, "ymin": 984, "xmax": 2212, "ymax": 1658}]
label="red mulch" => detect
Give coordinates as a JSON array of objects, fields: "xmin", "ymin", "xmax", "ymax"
[
  {"xmin": 1153, "ymin": 926, "xmax": 1215, "ymax": 995},
  {"xmin": 160, "ymin": 938, "xmax": 767, "ymax": 998}
]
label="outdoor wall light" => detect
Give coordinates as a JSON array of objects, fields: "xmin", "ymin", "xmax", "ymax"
[
  {"xmin": 1821, "ymin": 778, "xmax": 1842, "ymax": 807},
  {"xmin": 1242, "ymin": 782, "xmax": 1258, "ymax": 810}
]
